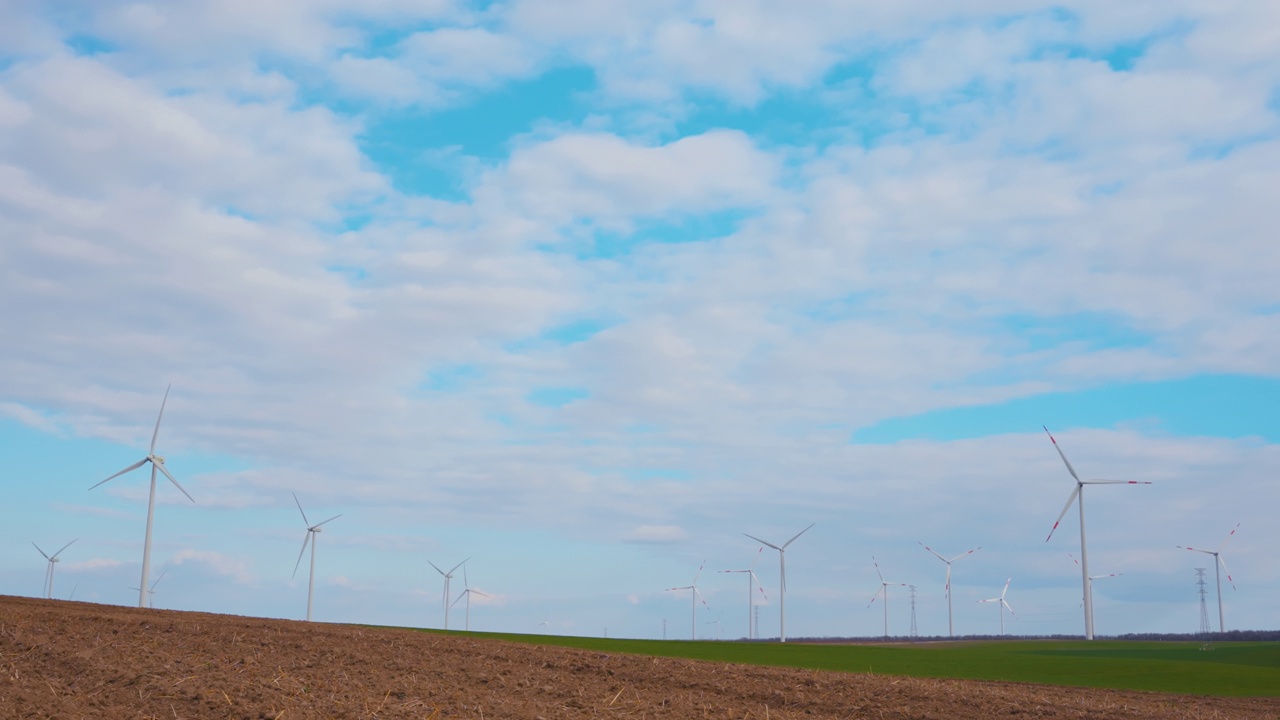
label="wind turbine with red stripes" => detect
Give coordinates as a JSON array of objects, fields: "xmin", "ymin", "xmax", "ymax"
[
  {"xmin": 1178, "ymin": 523, "xmax": 1240, "ymax": 632},
  {"xmin": 1043, "ymin": 426, "xmax": 1151, "ymax": 640}
]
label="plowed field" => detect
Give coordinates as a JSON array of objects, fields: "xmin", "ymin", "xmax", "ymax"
[{"xmin": 2, "ymin": 595, "xmax": 1277, "ymax": 719}]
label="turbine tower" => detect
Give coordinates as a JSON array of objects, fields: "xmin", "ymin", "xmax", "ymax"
[
  {"xmin": 428, "ymin": 558, "xmax": 468, "ymax": 631},
  {"xmin": 1043, "ymin": 426, "xmax": 1150, "ymax": 640},
  {"xmin": 666, "ymin": 561, "xmax": 709, "ymax": 640},
  {"xmin": 91, "ymin": 385, "xmax": 195, "ymax": 608},
  {"xmin": 32, "ymin": 540, "xmax": 76, "ymax": 599},
  {"xmin": 292, "ymin": 493, "xmax": 341, "ymax": 622},
  {"xmin": 867, "ymin": 557, "xmax": 907, "ymax": 638},
  {"xmin": 720, "ymin": 547, "xmax": 768, "ymax": 639},
  {"xmin": 1177, "ymin": 523, "xmax": 1239, "ymax": 632},
  {"xmin": 918, "ymin": 541, "xmax": 980, "ymax": 637},
  {"xmin": 979, "ymin": 578, "xmax": 1015, "ymax": 635},
  {"xmin": 744, "ymin": 523, "xmax": 814, "ymax": 643}
]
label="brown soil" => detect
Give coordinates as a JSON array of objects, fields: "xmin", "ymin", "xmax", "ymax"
[{"xmin": 2, "ymin": 595, "xmax": 1277, "ymax": 719}]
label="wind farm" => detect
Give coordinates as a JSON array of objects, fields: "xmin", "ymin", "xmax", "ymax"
[{"xmin": 3, "ymin": 2, "xmax": 1280, "ymax": 715}]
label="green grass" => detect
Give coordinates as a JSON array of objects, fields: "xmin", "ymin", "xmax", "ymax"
[{"xmin": 448, "ymin": 632, "xmax": 1280, "ymax": 698}]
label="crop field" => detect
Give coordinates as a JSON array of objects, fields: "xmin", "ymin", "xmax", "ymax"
[
  {"xmin": 3, "ymin": 595, "xmax": 1280, "ymax": 719},
  {"xmin": 486, "ymin": 633, "xmax": 1280, "ymax": 698}
]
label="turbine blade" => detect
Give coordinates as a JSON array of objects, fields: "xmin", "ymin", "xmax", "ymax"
[
  {"xmin": 867, "ymin": 587, "xmax": 883, "ymax": 608},
  {"xmin": 91, "ymin": 458, "xmax": 149, "ymax": 489},
  {"xmin": 51, "ymin": 539, "xmax": 78, "ymax": 559},
  {"xmin": 449, "ymin": 558, "xmax": 470, "ymax": 575},
  {"xmin": 743, "ymin": 533, "xmax": 780, "ymax": 551},
  {"xmin": 872, "ymin": 557, "xmax": 885, "ymax": 583},
  {"xmin": 293, "ymin": 492, "xmax": 310, "ymax": 527},
  {"xmin": 918, "ymin": 541, "xmax": 947, "ymax": 563},
  {"xmin": 472, "ymin": 589, "xmax": 490, "ymax": 598},
  {"xmin": 313, "ymin": 514, "xmax": 341, "ymax": 529},
  {"xmin": 1218, "ymin": 522, "xmax": 1241, "ymax": 553},
  {"xmin": 150, "ymin": 385, "xmax": 171, "ymax": 454},
  {"xmin": 463, "ymin": 564, "xmax": 469, "ymax": 589},
  {"xmin": 782, "ymin": 523, "xmax": 815, "ymax": 549},
  {"xmin": 1179, "ymin": 546, "xmax": 1215, "ymax": 556},
  {"xmin": 1044, "ymin": 426, "xmax": 1081, "ymax": 481},
  {"xmin": 693, "ymin": 560, "xmax": 705, "ymax": 585},
  {"xmin": 31, "ymin": 542, "xmax": 50, "ymax": 560},
  {"xmin": 1084, "ymin": 479, "xmax": 1152, "ymax": 485},
  {"xmin": 1218, "ymin": 555, "xmax": 1237, "ymax": 591},
  {"xmin": 749, "ymin": 546, "xmax": 763, "ymax": 570},
  {"xmin": 1001, "ymin": 577, "xmax": 1011, "ymax": 599},
  {"xmin": 427, "ymin": 560, "xmax": 446, "ymax": 576},
  {"xmin": 1046, "ymin": 486, "xmax": 1081, "ymax": 542},
  {"xmin": 751, "ymin": 572, "xmax": 769, "ymax": 602},
  {"xmin": 292, "ymin": 532, "xmax": 311, "ymax": 579},
  {"xmin": 949, "ymin": 546, "xmax": 981, "ymax": 562},
  {"xmin": 155, "ymin": 462, "xmax": 195, "ymax": 503},
  {"xmin": 151, "ymin": 569, "xmax": 167, "ymax": 590},
  {"xmin": 1003, "ymin": 599, "xmax": 1016, "ymax": 617}
]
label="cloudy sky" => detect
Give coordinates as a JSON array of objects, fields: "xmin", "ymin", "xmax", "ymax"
[{"xmin": 2, "ymin": 1, "xmax": 1277, "ymax": 640}]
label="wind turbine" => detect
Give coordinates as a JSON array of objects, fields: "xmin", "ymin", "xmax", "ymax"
[
  {"xmin": 867, "ymin": 557, "xmax": 907, "ymax": 638},
  {"xmin": 130, "ymin": 569, "xmax": 167, "ymax": 608},
  {"xmin": 1178, "ymin": 523, "xmax": 1240, "ymax": 632},
  {"xmin": 744, "ymin": 522, "xmax": 814, "ymax": 643},
  {"xmin": 979, "ymin": 578, "xmax": 1015, "ymax": 635},
  {"xmin": 918, "ymin": 541, "xmax": 980, "ymax": 637},
  {"xmin": 91, "ymin": 385, "xmax": 195, "ymax": 608},
  {"xmin": 449, "ymin": 564, "xmax": 489, "ymax": 632},
  {"xmin": 32, "ymin": 539, "xmax": 76, "ymax": 599},
  {"xmin": 1043, "ymin": 426, "xmax": 1150, "ymax": 640},
  {"xmin": 719, "ymin": 547, "xmax": 769, "ymax": 639},
  {"xmin": 292, "ymin": 493, "xmax": 341, "ymax": 622},
  {"xmin": 428, "ymin": 558, "xmax": 468, "ymax": 631},
  {"xmin": 666, "ymin": 561, "xmax": 710, "ymax": 640},
  {"xmin": 1069, "ymin": 553, "xmax": 1122, "ymax": 631}
]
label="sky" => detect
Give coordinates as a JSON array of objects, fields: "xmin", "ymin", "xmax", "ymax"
[{"xmin": 1, "ymin": 1, "xmax": 1278, "ymax": 641}]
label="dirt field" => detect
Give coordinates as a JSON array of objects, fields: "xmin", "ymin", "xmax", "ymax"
[{"xmin": 2, "ymin": 595, "xmax": 1278, "ymax": 719}]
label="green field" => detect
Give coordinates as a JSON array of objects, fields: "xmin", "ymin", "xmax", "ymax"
[{"xmin": 456, "ymin": 633, "xmax": 1280, "ymax": 698}]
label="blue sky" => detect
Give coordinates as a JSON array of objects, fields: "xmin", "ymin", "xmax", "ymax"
[{"xmin": 0, "ymin": 1, "xmax": 1277, "ymax": 640}]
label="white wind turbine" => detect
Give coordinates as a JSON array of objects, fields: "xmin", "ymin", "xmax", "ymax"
[
  {"xmin": 1069, "ymin": 553, "xmax": 1122, "ymax": 633},
  {"xmin": 32, "ymin": 539, "xmax": 76, "ymax": 599},
  {"xmin": 979, "ymin": 578, "xmax": 1016, "ymax": 635},
  {"xmin": 1178, "ymin": 523, "xmax": 1240, "ymax": 632},
  {"xmin": 292, "ymin": 493, "xmax": 341, "ymax": 622},
  {"xmin": 867, "ymin": 557, "xmax": 907, "ymax": 638},
  {"xmin": 1043, "ymin": 426, "xmax": 1150, "ymax": 640},
  {"xmin": 428, "ymin": 558, "xmax": 468, "ymax": 631},
  {"xmin": 449, "ymin": 564, "xmax": 489, "ymax": 632},
  {"xmin": 744, "ymin": 523, "xmax": 814, "ymax": 643},
  {"xmin": 666, "ymin": 561, "xmax": 710, "ymax": 640},
  {"xmin": 719, "ymin": 547, "xmax": 769, "ymax": 640},
  {"xmin": 918, "ymin": 541, "xmax": 980, "ymax": 637},
  {"xmin": 91, "ymin": 385, "xmax": 195, "ymax": 608},
  {"xmin": 131, "ymin": 569, "xmax": 167, "ymax": 608}
]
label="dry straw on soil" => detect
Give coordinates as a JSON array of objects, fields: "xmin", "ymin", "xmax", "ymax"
[{"xmin": 2, "ymin": 595, "xmax": 1277, "ymax": 719}]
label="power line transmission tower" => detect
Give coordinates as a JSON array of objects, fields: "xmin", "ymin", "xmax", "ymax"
[
  {"xmin": 1196, "ymin": 568, "xmax": 1210, "ymax": 634},
  {"xmin": 1196, "ymin": 567, "xmax": 1214, "ymax": 651},
  {"xmin": 908, "ymin": 584, "xmax": 918, "ymax": 638}
]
